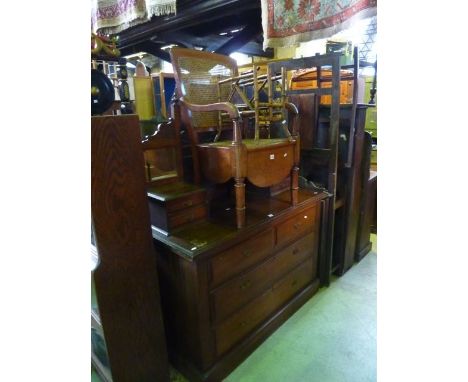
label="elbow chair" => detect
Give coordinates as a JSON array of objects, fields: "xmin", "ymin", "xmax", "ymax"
[{"xmin": 170, "ymin": 47, "xmax": 301, "ymax": 229}]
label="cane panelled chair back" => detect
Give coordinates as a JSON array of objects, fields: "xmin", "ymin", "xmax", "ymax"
[{"xmin": 170, "ymin": 48, "xmax": 239, "ymax": 134}]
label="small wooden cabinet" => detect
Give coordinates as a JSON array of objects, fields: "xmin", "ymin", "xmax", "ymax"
[
  {"xmin": 147, "ymin": 182, "xmax": 207, "ymax": 235},
  {"xmin": 152, "ymin": 189, "xmax": 327, "ymax": 382}
]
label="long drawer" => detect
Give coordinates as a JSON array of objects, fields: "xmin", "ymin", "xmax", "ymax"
[
  {"xmin": 210, "ymin": 228, "xmax": 275, "ymax": 287},
  {"xmin": 276, "ymin": 205, "xmax": 317, "ymax": 247},
  {"xmin": 211, "ymin": 232, "xmax": 316, "ymax": 324},
  {"xmin": 215, "ymin": 258, "xmax": 315, "ymax": 356}
]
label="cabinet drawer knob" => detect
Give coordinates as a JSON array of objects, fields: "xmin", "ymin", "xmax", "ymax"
[
  {"xmin": 291, "ymin": 279, "xmax": 298, "ymax": 287},
  {"xmin": 292, "ymin": 248, "xmax": 300, "ymax": 255},
  {"xmin": 294, "ymin": 223, "xmax": 302, "ymax": 230},
  {"xmin": 239, "ymin": 320, "xmax": 249, "ymax": 328},
  {"xmin": 242, "ymin": 249, "xmax": 252, "ymax": 257},
  {"xmin": 183, "ymin": 200, "xmax": 193, "ymax": 207},
  {"xmin": 240, "ymin": 280, "xmax": 251, "ymax": 290}
]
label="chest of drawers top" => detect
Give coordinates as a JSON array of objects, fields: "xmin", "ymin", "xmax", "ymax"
[{"xmin": 151, "ymin": 189, "xmax": 327, "ymax": 260}]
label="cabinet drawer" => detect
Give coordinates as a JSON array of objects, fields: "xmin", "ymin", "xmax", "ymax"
[
  {"xmin": 168, "ymin": 204, "xmax": 207, "ymax": 229},
  {"xmin": 211, "ymin": 232, "xmax": 316, "ymax": 323},
  {"xmin": 276, "ymin": 206, "xmax": 317, "ymax": 247},
  {"xmin": 210, "ymin": 228, "xmax": 275, "ymax": 287},
  {"xmin": 166, "ymin": 191, "xmax": 206, "ymax": 213},
  {"xmin": 215, "ymin": 258, "xmax": 315, "ymax": 356}
]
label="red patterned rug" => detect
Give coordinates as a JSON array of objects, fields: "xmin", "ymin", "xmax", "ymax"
[{"xmin": 261, "ymin": 0, "xmax": 377, "ymax": 48}]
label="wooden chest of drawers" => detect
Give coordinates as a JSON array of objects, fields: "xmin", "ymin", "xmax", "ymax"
[{"xmin": 152, "ymin": 189, "xmax": 327, "ymax": 382}]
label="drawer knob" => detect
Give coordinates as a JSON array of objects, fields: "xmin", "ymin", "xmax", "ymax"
[
  {"xmin": 292, "ymin": 248, "xmax": 300, "ymax": 255},
  {"xmin": 294, "ymin": 223, "xmax": 302, "ymax": 230},
  {"xmin": 240, "ymin": 280, "xmax": 251, "ymax": 290},
  {"xmin": 239, "ymin": 320, "xmax": 249, "ymax": 328},
  {"xmin": 291, "ymin": 279, "xmax": 298, "ymax": 287},
  {"xmin": 183, "ymin": 200, "xmax": 193, "ymax": 207},
  {"xmin": 242, "ymin": 249, "xmax": 252, "ymax": 257}
]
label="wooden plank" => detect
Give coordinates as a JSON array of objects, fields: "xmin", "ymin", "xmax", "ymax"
[
  {"xmin": 288, "ymin": 88, "xmax": 333, "ymax": 96},
  {"xmin": 92, "ymin": 115, "xmax": 170, "ymax": 382}
]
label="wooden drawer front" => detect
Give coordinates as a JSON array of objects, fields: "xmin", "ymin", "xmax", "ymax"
[
  {"xmin": 215, "ymin": 258, "xmax": 315, "ymax": 356},
  {"xmin": 210, "ymin": 228, "xmax": 275, "ymax": 287},
  {"xmin": 276, "ymin": 206, "xmax": 317, "ymax": 247},
  {"xmin": 212, "ymin": 232, "xmax": 316, "ymax": 323},
  {"xmin": 166, "ymin": 191, "xmax": 206, "ymax": 213},
  {"xmin": 168, "ymin": 204, "xmax": 207, "ymax": 229}
]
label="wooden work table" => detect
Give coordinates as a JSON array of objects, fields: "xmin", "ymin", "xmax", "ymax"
[{"xmin": 151, "ymin": 188, "xmax": 328, "ymax": 382}]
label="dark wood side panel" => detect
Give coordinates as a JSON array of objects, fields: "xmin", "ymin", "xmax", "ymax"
[
  {"xmin": 91, "ymin": 115, "xmax": 170, "ymax": 382},
  {"xmin": 155, "ymin": 243, "xmax": 217, "ymax": 372},
  {"xmin": 342, "ymin": 107, "xmax": 367, "ymax": 272}
]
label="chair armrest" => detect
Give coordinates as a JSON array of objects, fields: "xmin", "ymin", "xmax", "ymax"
[
  {"xmin": 179, "ymin": 97, "xmax": 240, "ymax": 119},
  {"xmin": 284, "ymin": 102, "xmax": 298, "ymax": 116},
  {"xmin": 284, "ymin": 102, "xmax": 299, "ymax": 136}
]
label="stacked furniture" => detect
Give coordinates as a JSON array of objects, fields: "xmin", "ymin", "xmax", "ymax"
[
  {"xmin": 287, "ymin": 49, "xmax": 376, "ymax": 278},
  {"xmin": 90, "ymin": 47, "xmax": 376, "ymax": 382},
  {"xmin": 142, "ymin": 49, "xmax": 330, "ymax": 381}
]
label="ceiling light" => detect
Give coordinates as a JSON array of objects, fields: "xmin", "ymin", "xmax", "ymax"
[
  {"xmin": 219, "ymin": 32, "xmax": 228, "ymax": 36},
  {"xmin": 123, "ymin": 51, "xmax": 147, "ymax": 59},
  {"xmin": 161, "ymin": 44, "xmax": 178, "ymax": 50},
  {"xmin": 230, "ymin": 29, "xmax": 240, "ymax": 33}
]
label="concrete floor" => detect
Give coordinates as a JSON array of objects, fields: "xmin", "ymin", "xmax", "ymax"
[{"xmin": 93, "ymin": 235, "xmax": 377, "ymax": 382}]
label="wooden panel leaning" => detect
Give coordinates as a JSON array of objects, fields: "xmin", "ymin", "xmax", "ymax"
[{"xmin": 91, "ymin": 115, "xmax": 170, "ymax": 382}]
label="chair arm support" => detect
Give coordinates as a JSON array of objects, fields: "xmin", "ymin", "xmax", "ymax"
[
  {"xmin": 284, "ymin": 102, "xmax": 298, "ymax": 116},
  {"xmin": 179, "ymin": 97, "xmax": 240, "ymax": 120},
  {"xmin": 284, "ymin": 102, "xmax": 299, "ymax": 136}
]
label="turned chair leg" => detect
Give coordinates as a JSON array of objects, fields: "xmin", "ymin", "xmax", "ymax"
[
  {"xmin": 234, "ymin": 177, "xmax": 246, "ymax": 229},
  {"xmin": 291, "ymin": 166, "xmax": 299, "ymax": 205}
]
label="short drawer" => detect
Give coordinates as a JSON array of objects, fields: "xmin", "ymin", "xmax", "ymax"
[
  {"xmin": 276, "ymin": 206, "xmax": 317, "ymax": 247},
  {"xmin": 210, "ymin": 228, "xmax": 275, "ymax": 287},
  {"xmin": 168, "ymin": 204, "xmax": 207, "ymax": 229},
  {"xmin": 211, "ymin": 232, "xmax": 316, "ymax": 323},
  {"xmin": 215, "ymin": 258, "xmax": 315, "ymax": 356},
  {"xmin": 166, "ymin": 191, "xmax": 206, "ymax": 213}
]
